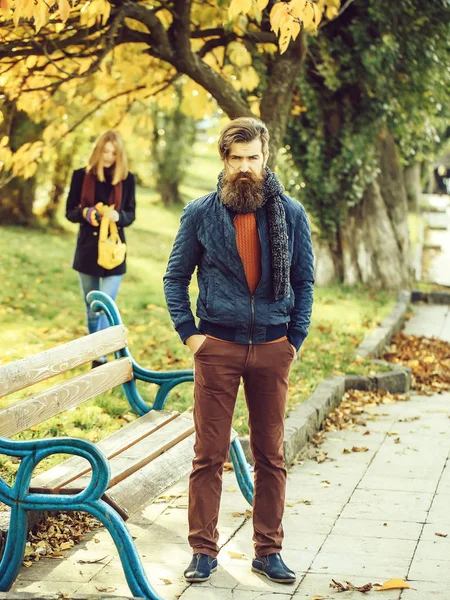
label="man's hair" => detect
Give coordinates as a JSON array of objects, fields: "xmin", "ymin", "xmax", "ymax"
[
  {"xmin": 87, "ymin": 130, "xmax": 128, "ymax": 184},
  {"xmin": 218, "ymin": 117, "xmax": 270, "ymax": 160}
]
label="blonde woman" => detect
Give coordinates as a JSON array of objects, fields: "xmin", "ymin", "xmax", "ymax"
[{"xmin": 66, "ymin": 131, "xmax": 136, "ymax": 366}]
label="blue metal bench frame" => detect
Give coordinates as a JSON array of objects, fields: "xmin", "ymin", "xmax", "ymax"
[{"xmin": 0, "ymin": 291, "xmax": 254, "ymax": 600}]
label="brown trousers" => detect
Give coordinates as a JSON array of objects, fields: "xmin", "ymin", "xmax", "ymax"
[{"xmin": 189, "ymin": 336, "xmax": 295, "ymax": 558}]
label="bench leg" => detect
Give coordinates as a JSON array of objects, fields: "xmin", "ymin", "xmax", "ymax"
[
  {"xmin": 85, "ymin": 500, "xmax": 166, "ymax": 600},
  {"xmin": 230, "ymin": 438, "xmax": 254, "ymax": 506},
  {"xmin": 0, "ymin": 500, "xmax": 166, "ymax": 600},
  {"xmin": 0, "ymin": 505, "xmax": 28, "ymax": 591}
]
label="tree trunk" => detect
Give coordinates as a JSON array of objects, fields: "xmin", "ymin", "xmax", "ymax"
[
  {"xmin": 404, "ymin": 162, "xmax": 422, "ymax": 212},
  {"xmin": 261, "ymin": 33, "xmax": 307, "ymax": 166},
  {"xmin": 157, "ymin": 179, "xmax": 183, "ymax": 206},
  {"xmin": 151, "ymin": 88, "xmax": 196, "ymax": 206},
  {"xmin": 319, "ymin": 132, "xmax": 412, "ymax": 289},
  {"xmin": 0, "ymin": 176, "xmax": 38, "ymax": 226},
  {"xmin": 0, "ymin": 105, "xmax": 40, "ymax": 227},
  {"xmin": 41, "ymin": 142, "xmax": 75, "ymax": 226}
]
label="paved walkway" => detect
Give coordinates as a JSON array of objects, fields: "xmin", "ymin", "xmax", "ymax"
[
  {"xmin": 10, "ymin": 304, "xmax": 450, "ymax": 600},
  {"xmin": 422, "ymin": 194, "xmax": 450, "ymax": 287}
]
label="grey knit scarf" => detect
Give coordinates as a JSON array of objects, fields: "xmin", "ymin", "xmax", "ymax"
[{"xmin": 217, "ymin": 167, "xmax": 290, "ymax": 300}]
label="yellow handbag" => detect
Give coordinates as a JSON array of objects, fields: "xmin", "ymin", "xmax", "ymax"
[{"xmin": 97, "ymin": 208, "xmax": 127, "ymax": 270}]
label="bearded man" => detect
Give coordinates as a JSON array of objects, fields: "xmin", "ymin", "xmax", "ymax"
[{"xmin": 163, "ymin": 117, "xmax": 314, "ymax": 584}]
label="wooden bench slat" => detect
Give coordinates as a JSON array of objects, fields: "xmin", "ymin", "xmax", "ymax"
[
  {"xmin": 30, "ymin": 409, "xmax": 180, "ymax": 493},
  {"xmin": 0, "ymin": 325, "xmax": 128, "ymax": 398},
  {"xmin": 104, "ymin": 428, "xmax": 239, "ymax": 520},
  {"xmin": 60, "ymin": 414, "xmax": 195, "ymax": 493},
  {"xmin": 0, "ymin": 358, "xmax": 133, "ymax": 438},
  {"xmin": 105, "ymin": 434, "xmax": 196, "ymax": 519}
]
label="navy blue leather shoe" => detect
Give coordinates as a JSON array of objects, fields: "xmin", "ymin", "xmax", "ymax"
[
  {"xmin": 184, "ymin": 553, "xmax": 218, "ymax": 582},
  {"xmin": 251, "ymin": 553, "xmax": 296, "ymax": 583}
]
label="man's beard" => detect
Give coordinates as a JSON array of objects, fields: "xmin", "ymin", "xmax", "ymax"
[{"xmin": 221, "ymin": 170, "xmax": 264, "ymax": 213}]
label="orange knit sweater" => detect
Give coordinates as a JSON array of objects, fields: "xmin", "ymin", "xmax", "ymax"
[{"xmin": 234, "ymin": 213, "xmax": 261, "ymax": 294}]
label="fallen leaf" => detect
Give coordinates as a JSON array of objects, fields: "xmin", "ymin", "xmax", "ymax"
[
  {"xmin": 435, "ymin": 532, "xmax": 448, "ymax": 538},
  {"xmin": 351, "ymin": 446, "xmax": 369, "ymax": 452},
  {"xmin": 374, "ymin": 578, "xmax": 412, "ymax": 591},
  {"xmin": 226, "ymin": 487, "xmax": 237, "ymax": 492},
  {"xmin": 311, "ymin": 595, "xmax": 326, "ymax": 600},
  {"xmin": 59, "ymin": 541, "xmax": 73, "ymax": 551},
  {"xmin": 78, "ymin": 555, "xmax": 108, "ymax": 564},
  {"xmin": 394, "ymin": 437, "xmax": 401, "ymax": 444},
  {"xmin": 330, "ymin": 579, "xmax": 373, "ymax": 592},
  {"xmin": 381, "ymin": 333, "xmax": 450, "ymax": 393},
  {"xmin": 316, "ymin": 451, "xmax": 328, "ymax": 463},
  {"xmin": 228, "ymin": 551, "xmax": 246, "ymax": 559},
  {"xmin": 159, "ymin": 578, "xmax": 172, "ymax": 585},
  {"xmin": 95, "ymin": 587, "xmax": 115, "ymax": 593}
]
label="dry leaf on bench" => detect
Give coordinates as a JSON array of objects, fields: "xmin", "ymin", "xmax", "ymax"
[{"xmin": 374, "ymin": 578, "xmax": 412, "ymax": 591}]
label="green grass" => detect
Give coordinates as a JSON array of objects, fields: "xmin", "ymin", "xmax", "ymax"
[{"xmin": 0, "ymin": 148, "xmax": 397, "ymax": 480}]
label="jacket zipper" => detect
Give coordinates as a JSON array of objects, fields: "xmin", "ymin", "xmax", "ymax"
[
  {"xmin": 249, "ymin": 295, "xmax": 255, "ymax": 344},
  {"xmin": 233, "ymin": 211, "xmax": 262, "ymax": 345}
]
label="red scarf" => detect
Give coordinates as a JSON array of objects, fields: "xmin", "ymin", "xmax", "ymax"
[{"xmin": 80, "ymin": 171, "xmax": 123, "ymax": 210}]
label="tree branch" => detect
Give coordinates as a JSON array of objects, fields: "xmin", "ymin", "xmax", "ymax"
[{"xmin": 319, "ymin": 0, "xmax": 356, "ymax": 29}]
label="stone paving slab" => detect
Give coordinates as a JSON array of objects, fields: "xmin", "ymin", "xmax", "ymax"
[
  {"xmin": 339, "ymin": 488, "xmax": 433, "ymax": 522},
  {"xmin": 404, "ymin": 304, "xmax": 450, "ymax": 341},
  {"xmin": 331, "ymin": 517, "xmax": 423, "ymax": 540},
  {"xmin": 408, "ymin": 557, "xmax": 450, "ymax": 583},
  {"xmin": 400, "ymin": 581, "xmax": 447, "ymax": 599},
  {"xmin": 309, "ymin": 551, "xmax": 411, "ymax": 578}
]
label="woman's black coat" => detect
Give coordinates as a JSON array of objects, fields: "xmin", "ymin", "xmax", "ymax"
[{"xmin": 66, "ymin": 168, "xmax": 136, "ymax": 277}]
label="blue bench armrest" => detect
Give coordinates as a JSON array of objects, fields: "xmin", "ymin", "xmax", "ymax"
[{"xmin": 87, "ymin": 291, "xmax": 194, "ymax": 414}]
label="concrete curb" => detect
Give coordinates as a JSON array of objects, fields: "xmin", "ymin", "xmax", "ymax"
[
  {"xmin": 355, "ymin": 290, "xmax": 411, "ymax": 358},
  {"xmin": 239, "ymin": 290, "xmax": 413, "ymax": 465},
  {"xmin": 411, "ymin": 289, "xmax": 450, "ymax": 305}
]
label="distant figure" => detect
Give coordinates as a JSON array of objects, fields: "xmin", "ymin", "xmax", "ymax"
[
  {"xmin": 66, "ymin": 130, "xmax": 136, "ymax": 367},
  {"xmin": 164, "ymin": 117, "xmax": 314, "ymax": 585},
  {"xmin": 434, "ymin": 165, "xmax": 450, "ymax": 195}
]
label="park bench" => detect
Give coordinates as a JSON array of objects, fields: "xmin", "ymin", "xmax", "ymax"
[{"xmin": 0, "ymin": 291, "xmax": 253, "ymax": 600}]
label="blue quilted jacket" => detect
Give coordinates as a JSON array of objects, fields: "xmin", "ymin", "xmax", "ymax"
[{"xmin": 163, "ymin": 191, "xmax": 314, "ymax": 350}]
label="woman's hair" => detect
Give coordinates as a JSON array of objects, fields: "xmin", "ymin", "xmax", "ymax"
[
  {"xmin": 218, "ymin": 117, "xmax": 270, "ymax": 160},
  {"xmin": 86, "ymin": 130, "xmax": 128, "ymax": 184}
]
